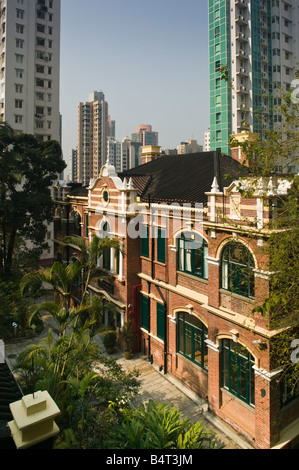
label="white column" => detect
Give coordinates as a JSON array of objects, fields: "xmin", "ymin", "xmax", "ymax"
[
  {"xmin": 118, "ymin": 241, "xmax": 124, "ymax": 281},
  {"xmin": 110, "ymin": 248, "xmax": 115, "ymax": 273}
]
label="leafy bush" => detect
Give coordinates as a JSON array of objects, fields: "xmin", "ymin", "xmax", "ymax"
[{"xmin": 103, "ymin": 330, "xmax": 117, "ymax": 352}]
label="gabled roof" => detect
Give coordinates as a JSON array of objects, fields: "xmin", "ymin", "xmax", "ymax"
[{"xmin": 120, "ymin": 151, "xmax": 247, "ymax": 205}]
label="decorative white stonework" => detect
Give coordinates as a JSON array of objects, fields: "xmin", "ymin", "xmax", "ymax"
[
  {"xmin": 253, "ymin": 366, "xmax": 283, "ymax": 382},
  {"xmin": 253, "ymin": 269, "xmax": 275, "ymax": 280},
  {"xmin": 168, "ymin": 314, "xmax": 176, "ymax": 324},
  {"xmin": 205, "ymin": 338, "xmax": 219, "ymax": 353},
  {"xmin": 8, "ymin": 391, "xmax": 60, "ymax": 449},
  {"xmin": 211, "ymin": 177, "xmax": 220, "ymax": 194},
  {"xmin": 206, "ymin": 256, "xmax": 220, "ymax": 266}
]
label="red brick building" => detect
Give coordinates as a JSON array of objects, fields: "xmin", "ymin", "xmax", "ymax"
[{"xmin": 53, "ymin": 150, "xmax": 299, "ymax": 449}]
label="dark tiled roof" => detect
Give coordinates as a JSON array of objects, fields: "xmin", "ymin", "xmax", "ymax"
[
  {"xmin": 67, "ymin": 183, "xmax": 88, "ymax": 198},
  {"xmin": 120, "ymin": 151, "xmax": 246, "ymax": 205}
]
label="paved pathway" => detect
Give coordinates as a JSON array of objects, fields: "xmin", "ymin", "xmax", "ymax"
[
  {"xmin": 109, "ymin": 351, "xmax": 252, "ymax": 449},
  {"xmin": 4, "ymin": 315, "xmax": 253, "ymax": 450}
]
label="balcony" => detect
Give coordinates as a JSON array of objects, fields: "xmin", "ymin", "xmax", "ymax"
[
  {"xmin": 237, "ymin": 103, "xmax": 247, "ymax": 111},
  {"xmin": 98, "ymin": 275, "xmax": 115, "ymax": 296},
  {"xmin": 236, "ymin": 32, "xmax": 248, "ymax": 43},
  {"xmin": 237, "ymin": 50, "xmax": 248, "ymax": 59},
  {"xmin": 237, "ymin": 85, "xmax": 249, "ymax": 94},
  {"xmin": 235, "ymin": 0, "xmax": 247, "ymax": 7},
  {"xmin": 237, "ymin": 67, "xmax": 249, "ymax": 76},
  {"xmin": 261, "ymin": 71, "xmax": 268, "ymax": 80},
  {"xmin": 236, "ymin": 15, "xmax": 248, "ymax": 26},
  {"xmin": 261, "ymin": 38, "xmax": 268, "ymax": 48}
]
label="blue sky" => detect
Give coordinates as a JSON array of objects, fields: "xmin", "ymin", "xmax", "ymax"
[{"xmin": 60, "ymin": 0, "xmax": 209, "ymax": 169}]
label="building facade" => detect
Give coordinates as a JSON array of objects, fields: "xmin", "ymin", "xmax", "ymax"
[
  {"xmin": 209, "ymin": 0, "xmax": 299, "ymax": 154},
  {"xmin": 0, "ymin": 0, "xmax": 61, "ymax": 265},
  {"xmin": 131, "ymin": 124, "xmax": 158, "ymax": 146},
  {"xmin": 204, "ymin": 129, "xmax": 211, "ymax": 151},
  {"xmin": 77, "ymin": 91, "xmax": 109, "ymax": 186},
  {"xmin": 177, "ymin": 140, "xmax": 203, "ymax": 154},
  {"xmin": 0, "ymin": 0, "xmax": 61, "ymax": 142},
  {"xmin": 119, "ymin": 137, "xmax": 142, "ymax": 173},
  {"xmin": 53, "ymin": 147, "xmax": 299, "ymax": 449}
]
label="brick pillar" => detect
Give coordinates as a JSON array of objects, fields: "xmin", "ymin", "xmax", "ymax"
[
  {"xmin": 207, "ymin": 259, "xmax": 220, "ymax": 308},
  {"xmin": 206, "ymin": 339, "xmax": 221, "ymax": 412},
  {"xmin": 254, "ymin": 368, "xmax": 281, "ymax": 449}
]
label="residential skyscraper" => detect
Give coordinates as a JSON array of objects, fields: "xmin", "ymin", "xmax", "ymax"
[
  {"xmin": 0, "ymin": 0, "xmax": 61, "ymax": 142},
  {"xmin": 209, "ymin": 0, "xmax": 299, "ymax": 154},
  {"xmin": 70, "ymin": 148, "xmax": 78, "ymax": 183},
  {"xmin": 119, "ymin": 137, "xmax": 142, "ymax": 173},
  {"xmin": 131, "ymin": 124, "xmax": 158, "ymax": 146},
  {"xmin": 204, "ymin": 130, "xmax": 211, "ymax": 151},
  {"xmin": 77, "ymin": 91, "xmax": 109, "ymax": 185},
  {"xmin": 177, "ymin": 140, "xmax": 203, "ymax": 154},
  {"xmin": 0, "ymin": 0, "xmax": 61, "ymax": 265}
]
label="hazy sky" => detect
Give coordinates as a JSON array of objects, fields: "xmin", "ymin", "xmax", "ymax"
[{"xmin": 60, "ymin": 0, "xmax": 210, "ymax": 170}]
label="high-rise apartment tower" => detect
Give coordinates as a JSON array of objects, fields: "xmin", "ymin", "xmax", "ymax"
[
  {"xmin": 0, "ymin": 0, "xmax": 61, "ymax": 142},
  {"xmin": 131, "ymin": 124, "xmax": 158, "ymax": 146},
  {"xmin": 209, "ymin": 0, "xmax": 299, "ymax": 154},
  {"xmin": 77, "ymin": 91, "xmax": 109, "ymax": 185}
]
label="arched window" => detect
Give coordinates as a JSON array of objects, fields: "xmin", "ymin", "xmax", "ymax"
[
  {"xmin": 221, "ymin": 339, "xmax": 255, "ymax": 407},
  {"xmin": 177, "ymin": 232, "xmax": 208, "ymax": 279},
  {"xmin": 177, "ymin": 312, "xmax": 208, "ymax": 370},
  {"xmin": 221, "ymin": 242, "xmax": 255, "ymax": 298},
  {"xmin": 70, "ymin": 211, "xmax": 81, "ymax": 236},
  {"xmin": 100, "ymin": 222, "xmax": 111, "ymax": 270}
]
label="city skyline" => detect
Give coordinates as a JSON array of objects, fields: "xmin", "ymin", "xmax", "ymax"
[{"xmin": 60, "ymin": 0, "xmax": 210, "ymax": 171}]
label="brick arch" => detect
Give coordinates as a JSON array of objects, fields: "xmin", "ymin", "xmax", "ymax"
[
  {"xmin": 172, "ymin": 307, "xmax": 208, "ymax": 329},
  {"xmin": 216, "ymin": 333, "xmax": 258, "ymax": 364},
  {"xmin": 215, "ymin": 236, "xmax": 258, "ymax": 269},
  {"xmin": 172, "ymin": 228, "xmax": 209, "ymax": 247}
]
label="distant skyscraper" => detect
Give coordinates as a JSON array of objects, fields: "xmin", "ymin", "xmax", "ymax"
[
  {"xmin": 107, "ymin": 136, "xmax": 121, "ymax": 170},
  {"xmin": 108, "ymin": 115, "xmax": 116, "ymax": 138},
  {"xmin": 177, "ymin": 140, "xmax": 203, "ymax": 154},
  {"xmin": 77, "ymin": 91, "xmax": 109, "ymax": 185},
  {"xmin": 131, "ymin": 124, "xmax": 158, "ymax": 146},
  {"xmin": 0, "ymin": 0, "xmax": 61, "ymax": 142},
  {"xmin": 209, "ymin": 0, "xmax": 299, "ymax": 154},
  {"xmin": 70, "ymin": 149, "xmax": 78, "ymax": 183},
  {"xmin": 204, "ymin": 130, "xmax": 211, "ymax": 152},
  {"xmin": 119, "ymin": 137, "xmax": 142, "ymax": 173}
]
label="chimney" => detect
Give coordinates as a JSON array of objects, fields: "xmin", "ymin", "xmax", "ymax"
[
  {"xmin": 230, "ymin": 131, "xmax": 259, "ymax": 167},
  {"xmin": 141, "ymin": 145, "xmax": 161, "ymax": 164}
]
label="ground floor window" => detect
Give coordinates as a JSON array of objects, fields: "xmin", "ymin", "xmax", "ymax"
[
  {"xmin": 177, "ymin": 312, "xmax": 208, "ymax": 370},
  {"xmin": 141, "ymin": 295, "xmax": 149, "ymax": 331},
  {"xmin": 221, "ymin": 339, "xmax": 255, "ymax": 407},
  {"xmin": 156, "ymin": 303, "xmax": 165, "ymax": 340}
]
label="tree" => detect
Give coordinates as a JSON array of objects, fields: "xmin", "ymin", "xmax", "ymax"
[
  {"xmin": 0, "ymin": 128, "xmax": 66, "ymax": 277},
  {"xmin": 60, "ymin": 234, "xmax": 121, "ymax": 305},
  {"xmin": 20, "ymin": 234, "xmax": 121, "ymax": 338},
  {"xmin": 107, "ymin": 400, "xmax": 218, "ymax": 450},
  {"xmin": 220, "ymin": 67, "xmax": 299, "ymax": 393}
]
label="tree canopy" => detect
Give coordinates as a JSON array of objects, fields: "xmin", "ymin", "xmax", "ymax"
[{"xmin": 0, "ymin": 124, "xmax": 66, "ymax": 277}]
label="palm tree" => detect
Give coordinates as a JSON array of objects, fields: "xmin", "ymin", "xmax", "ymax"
[
  {"xmin": 20, "ymin": 259, "xmax": 83, "ymax": 309},
  {"xmin": 60, "ymin": 234, "xmax": 121, "ymax": 304}
]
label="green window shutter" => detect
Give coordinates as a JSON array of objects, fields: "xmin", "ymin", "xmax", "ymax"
[
  {"xmin": 141, "ymin": 225, "xmax": 149, "ymax": 258},
  {"xmin": 85, "ymin": 214, "xmax": 89, "ymax": 237},
  {"xmin": 156, "ymin": 303, "xmax": 165, "ymax": 340},
  {"xmin": 141, "ymin": 295, "xmax": 149, "ymax": 331},
  {"xmin": 103, "ymin": 247, "xmax": 110, "ymax": 270},
  {"xmin": 157, "ymin": 228, "xmax": 166, "ymax": 263}
]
